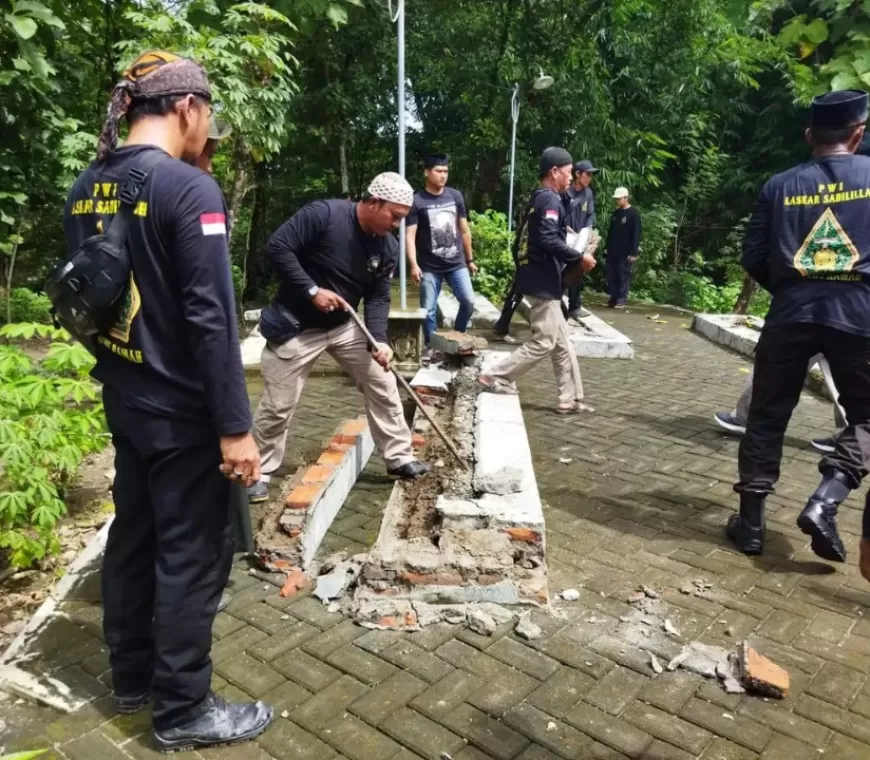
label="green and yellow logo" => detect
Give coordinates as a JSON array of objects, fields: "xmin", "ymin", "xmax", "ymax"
[{"xmin": 793, "ymin": 208, "xmax": 860, "ymax": 277}]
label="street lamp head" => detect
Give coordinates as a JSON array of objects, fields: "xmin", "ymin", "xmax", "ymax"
[{"xmin": 533, "ymin": 67, "xmax": 554, "ymax": 90}]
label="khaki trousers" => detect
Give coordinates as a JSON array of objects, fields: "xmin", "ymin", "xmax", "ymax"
[
  {"xmin": 489, "ymin": 296, "xmax": 584, "ymax": 405},
  {"xmin": 253, "ymin": 320, "xmax": 414, "ymax": 476}
]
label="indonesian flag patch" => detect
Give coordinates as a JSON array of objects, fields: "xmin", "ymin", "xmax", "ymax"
[
  {"xmin": 544, "ymin": 209, "xmax": 559, "ymax": 221},
  {"xmin": 200, "ymin": 213, "xmax": 227, "ymax": 236}
]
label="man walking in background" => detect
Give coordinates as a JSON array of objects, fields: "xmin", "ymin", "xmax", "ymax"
[
  {"xmin": 247, "ymin": 172, "xmax": 429, "ymax": 503},
  {"xmin": 406, "ymin": 154, "xmax": 476, "ymax": 354},
  {"xmin": 63, "ymin": 51, "xmax": 272, "ymax": 751},
  {"xmin": 564, "ymin": 160, "xmax": 599, "ymax": 319},
  {"xmin": 479, "ymin": 147, "xmax": 595, "ymax": 413},
  {"xmin": 605, "ymin": 187, "xmax": 641, "ymax": 308}
]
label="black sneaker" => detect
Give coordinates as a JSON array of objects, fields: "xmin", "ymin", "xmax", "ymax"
[
  {"xmin": 153, "ymin": 692, "xmax": 273, "ymax": 753},
  {"xmin": 247, "ymin": 481, "xmax": 269, "ymax": 504},
  {"xmin": 387, "ymin": 460, "xmax": 430, "ymax": 479},
  {"xmin": 714, "ymin": 411, "xmax": 746, "ymax": 435},
  {"xmin": 811, "ymin": 436, "xmax": 837, "ymax": 454}
]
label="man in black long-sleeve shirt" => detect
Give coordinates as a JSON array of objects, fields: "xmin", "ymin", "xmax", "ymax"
[
  {"xmin": 479, "ymin": 148, "xmax": 595, "ymax": 413},
  {"xmin": 247, "ymin": 172, "xmax": 428, "ymax": 501},
  {"xmin": 63, "ymin": 52, "xmax": 271, "ymax": 751},
  {"xmin": 727, "ymin": 90, "xmax": 870, "ymax": 575},
  {"xmin": 605, "ymin": 187, "xmax": 641, "ymax": 308}
]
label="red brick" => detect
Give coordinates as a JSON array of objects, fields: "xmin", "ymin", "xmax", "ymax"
[
  {"xmin": 399, "ymin": 572, "xmax": 464, "ymax": 586},
  {"xmin": 376, "ymin": 609, "xmax": 419, "ymax": 629},
  {"xmin": 742, "ymin": 643, "xmax": 789, "ymax": 699},
  {"xmin": 302, "ymin": 464, "xmax": 335, "ymax": 484},
  {"xmin": 317, "ymin": 449, "xmax": 347, "ymax": 466},
  {"xmin": 280, "ymin": 567, "xmax": 307, "ymax": 598},
  {"xmin": 477, "ymin": 574, "xmax": 502, "ymax": 586},
  {"xmin": 503, "ymin": 528, "xmax": 542, "ymax": 544},
  {"xmin": 332, "ymin": 432, "xmax": 359, "ymax": 446},
  {"xmin": 339, "ymin": 418, "xmax": 368, "ymax": 436},
  {"xmin": 412, "ymin": 433, "xmax": 426, "ymax": 449},
  {"xmin": 285, "ymin": 484, "xmax": 322, "ymax": 509}
]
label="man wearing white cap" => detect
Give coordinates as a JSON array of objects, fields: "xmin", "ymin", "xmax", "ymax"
[
  {"xmin": 247, "ymin": 172, "xmax": 429, "ymax": 501},
  {"xmin": 605, "ymin": 187, "xmax": 641, "ymax": 308}
]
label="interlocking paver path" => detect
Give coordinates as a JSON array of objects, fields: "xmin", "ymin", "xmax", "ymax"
[{"xmin": 6, "ymin": 300, "xmax": 870, "ymax": 760}]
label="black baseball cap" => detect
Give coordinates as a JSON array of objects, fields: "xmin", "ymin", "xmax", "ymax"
[
  {"xmin": 573, "ymin": 160, "xmax": 599, "ymax": 174},
  {"xmin": 811, "ymin": 90, "xmax": 869, "ymax": 130}
]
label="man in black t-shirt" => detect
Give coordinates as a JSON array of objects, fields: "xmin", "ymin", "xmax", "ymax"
[
  {"xmin": 63, "ymin": 52, "xmax": 272, "ymax": 751},
  {"xmin": 605, "ymin": 187, "xmax": 641, "ymax": 308},
  {"xmin": 247, "ymin": 172, "xmax": 429, "ymax": 502},
  {"xmin": 479, "ymin": 148, "xmax": 595, "ymax": 413},
  {"xmin": 727, "ymin": 90, "xmax": 870, "ymax": 577},
  {"xmin": 406, "ymin": 154, "xmax": 476, "ymax": 349},
  {"xmin": 564, "ymin": 160, "xmax": 598, "ymax": 319}
]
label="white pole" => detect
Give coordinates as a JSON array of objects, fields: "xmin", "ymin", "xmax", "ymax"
[
  {"xmin": 507, "ymin": 84, "xmax": 520, "ymax": 241},
  {"xmin": 397, "ymin": 0, "xmax": 407, "ymax": 310}
]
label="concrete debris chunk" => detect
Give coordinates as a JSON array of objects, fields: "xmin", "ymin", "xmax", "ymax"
[
  {"xmin": 313, "ymin": 560, "xmax": 361, "ymax": 602},
  {"xmin": 627, "ymin": 591, "xmax": 646, "ymax": 604},
  {"xmin": 663, "ymin": 619, "xmax": 681, "ymax": 637},
  {"xmin": 327, "ymin": 602, "xmax": 341, "ymax": 614},
  {"xmin": 641, "ymin": 584, "xmax": 660, "ymax": 599},
  {"xmin": 516, "ymin": 617, "xmax": 543, "ymax": 641},
  {"xmin": 717, "ymin": 659, "xmax": 746, "ymax": 695},
  {"xmin": 650, "ymin": 653, "xmax": 663, "ymax": 674},
  {"xmin": 467, "ymin": 609, "xmax": 497, "ymax": 637},
  {"xmin": 740, "ymin": 643, "xmax": 789, "ymax": 699},
  {"xmin": 480, "ymin": 603, "xmax": 514, "ymax": 625},
  {"xmin": 561, "ymin": 588, "xmax": 581, "ymax": 602}
]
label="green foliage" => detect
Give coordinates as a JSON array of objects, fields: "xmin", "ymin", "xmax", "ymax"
[
  {"xmin": 0, "ymin": 751, "xmax": 48, "ymax": 760},
  {"xmin": 4, "ymin": 288, "xmax": 51, "ymax": 325},
  {"xmin": 119, "ymin": 1, "xmax": 299, "ymax": 164},
  {"xmin": 467, "ymin": 210, "xmax": 514, "ymax": 303},
  {"xmin": 0, "ymin": 323, "xmax": 106, "ymax": 569}
]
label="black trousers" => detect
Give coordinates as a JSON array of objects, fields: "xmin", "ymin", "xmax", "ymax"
[
  {"xmin": 736, "ymin": 323, "xmax": 870, "ymax": 495},
  {"xmin": 495, "ymin": 275, "xmax": 524, "ymax": 335},
  {"xmin": 101, "ymin": 389, "xmax": 234, "ymax": 730},
  {"xmin": 606, "ymin": 257, "xmax": 633, "ymax": 306},
  {"xmin": 566, "ymin": 281, "xmax": 584, "ymax": 313}
]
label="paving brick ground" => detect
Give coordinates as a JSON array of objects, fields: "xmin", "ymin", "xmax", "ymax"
[{"xmin": 6, "ymin": 299, "xmax": 870, "ymax": 760}]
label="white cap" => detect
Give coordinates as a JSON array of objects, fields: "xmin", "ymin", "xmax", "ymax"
[
  {"xmin": 367, "ymin": 172, "xmax": 414, "ymax": 207},
  {"xmin": 613, "ymin": 187, "xmax": 630, "ymax": 199}
]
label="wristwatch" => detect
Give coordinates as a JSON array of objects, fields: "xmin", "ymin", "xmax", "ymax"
[{"xmin": 308, "ymin": 285, "xmax": 319, "ymax": 298}]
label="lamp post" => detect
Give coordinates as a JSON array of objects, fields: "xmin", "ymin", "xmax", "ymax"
[
  {"xmin": 390, "ymin": 0, "xmax": 407, "ymax": 309},
  {"xmin": 506, "ymin": 68, "xmax": 554, "ymax": 240}
]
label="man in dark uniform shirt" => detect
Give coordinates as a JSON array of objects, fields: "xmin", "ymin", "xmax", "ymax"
[
  {"xmin": 605, "ymin": 187, "xmax": 641, "ymax": 308},
  {"xmin": 479, "ymin": 148, "xmax": 595, "ymax": 412},
  {"xmin": 246, "ymin": 172, "xmax": 429, "ymax": 502},
  {"xmin": 63, "ymin": 52, "xmax": 272, "ymax": 751},
  {"xmin": 727, "ymin": 90, "xmax": 870, "ymax": 576},
  {"xmin": 564, "ymin": 159, "xmax": 598, "ymax": 319}
]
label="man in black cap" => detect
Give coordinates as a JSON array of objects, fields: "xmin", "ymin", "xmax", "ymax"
[
  {"xmin": 479, "ymin": 147, "xmax": 595, "ymax": 412},
  {"xmin": 406, "ymin": 154, "xmax": 476, "ymax": 352},
  {"xmin": 727, "ymin": 90, "xmax": 870, "ymax": 569},
  {"xmin": 564, "ymin": 160, "xmax": 599, "ymax": 319},
  {"xmin": 63, "ymin": 51, "xmax": 272, "ymax": 751}
]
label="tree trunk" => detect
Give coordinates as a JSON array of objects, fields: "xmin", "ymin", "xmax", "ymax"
[
  {"xmin": 227, "ymin": 145, "xmax": 251, "ymax": 248},
  {"xmin": 339, "ymin": 138, "xmax": 350, "ymax": 197},
  {"xmin": 733, "ymin": 273, "xmax": 757, "ymax": 314}
]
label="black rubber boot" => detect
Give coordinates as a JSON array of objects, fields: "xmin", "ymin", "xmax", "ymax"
[
  {"xmin": 727, "ymin": 492, "xmax": 766, "ymax": 556},
  {"xmin": 153, "ymin": 692, "xmax": 273, "ymax": 753},
  {"xmin": 115, "ymin": 691, "xmax": 149, "ymax": 715},
  {"xmin": 797, "ymin": 471, "xmax": 849, "ymax": 563}
]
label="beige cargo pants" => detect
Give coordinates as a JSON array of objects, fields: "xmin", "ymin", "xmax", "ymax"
[
  {"xmin": 488, "ymin": 296, "xmax": 584, "ymax": 405},
  {"xmin": 253, "ymin": 319, "xmax": 414, "ymax": 477}
]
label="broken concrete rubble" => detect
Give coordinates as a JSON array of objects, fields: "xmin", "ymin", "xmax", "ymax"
[
  {"xmin": 429, "ymin": 330, "xmax": 488, "ymax": 357},
  {"xmin": 467, "ymin": 609, "xmax": 497, "ymax": 636},
  {"xmin": 516, "ymin": 617, "xmax": 543, "ymax": 641}
]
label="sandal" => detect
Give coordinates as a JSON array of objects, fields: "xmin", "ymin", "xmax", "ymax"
[
  {"xmin": 555, "ymin": 401, "xmax": 595, "ymax": 414},
  {"xmin": 478, "ymin": 375, "xmax": 518, "ymax": 395}
]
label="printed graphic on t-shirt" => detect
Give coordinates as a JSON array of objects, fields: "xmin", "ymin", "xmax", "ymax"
[
  {"xmin": 427, "ymin": 205, "xmax": 458, "ymax": 260},
  {"xmin": 108, "ymin": 273, "xmax": 142, "ymax": 344},
  {"xmin": 794, "ymin": 207, "xmax": 860, "ymax": 278}
]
